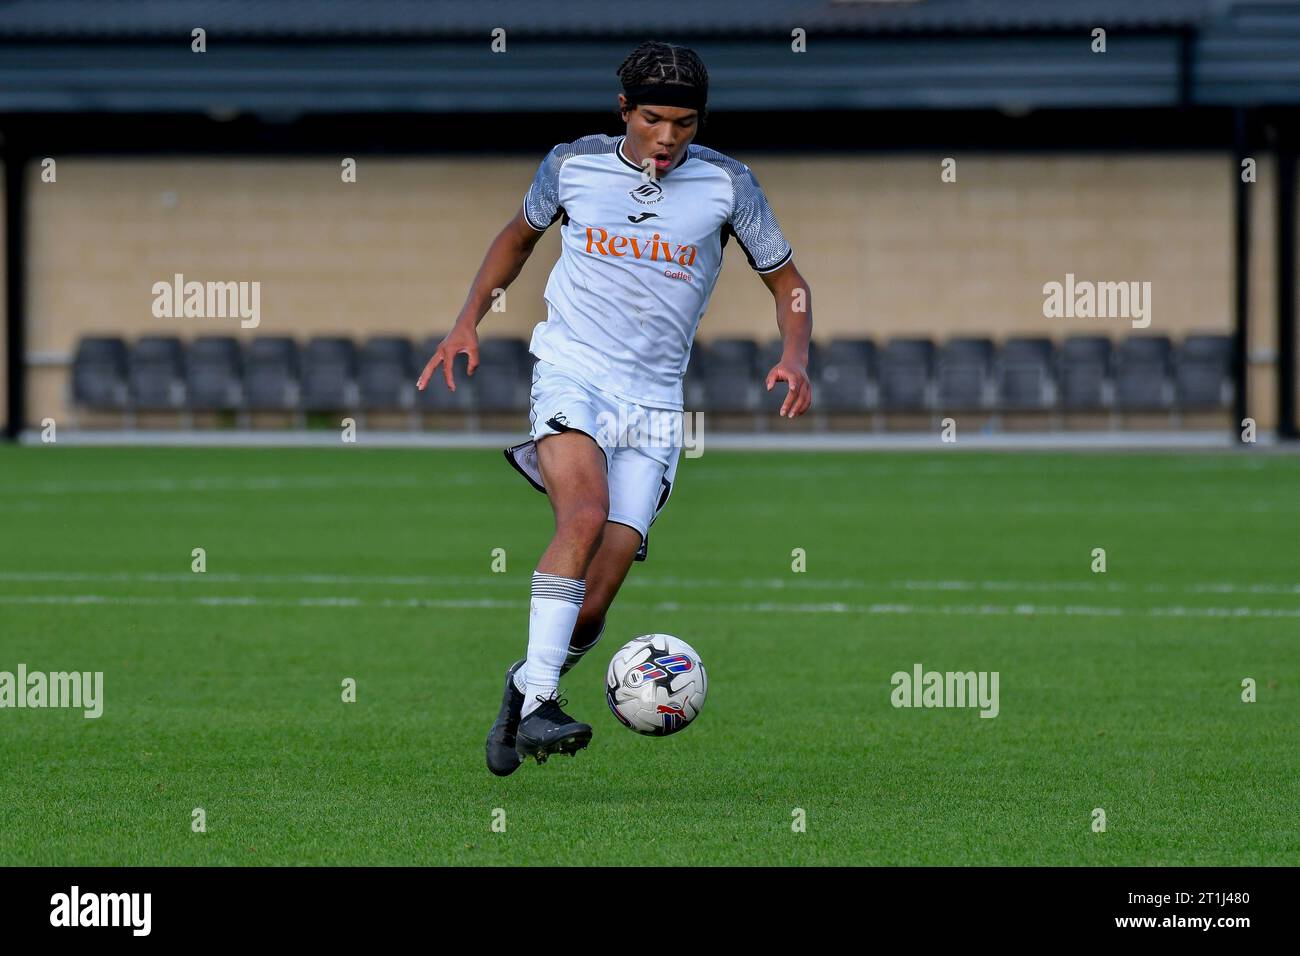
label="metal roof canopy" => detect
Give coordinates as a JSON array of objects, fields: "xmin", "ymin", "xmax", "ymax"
[{"xmin": 0, "ymin": 2, "xmax": 1297, "ymax": 114}]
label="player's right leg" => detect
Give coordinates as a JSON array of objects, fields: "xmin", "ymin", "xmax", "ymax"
[{"xmin": 508, "ymin": 429, "xmax": 609, "ymax": 766}]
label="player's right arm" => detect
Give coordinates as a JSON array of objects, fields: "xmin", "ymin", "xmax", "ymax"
[{"xmin": 416, "ymin": 208, "xmax": 548, "ymax": 392}]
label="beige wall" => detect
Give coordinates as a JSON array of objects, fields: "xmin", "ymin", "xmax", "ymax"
[{"xmin": 24, "ymin": 153, "xmax": 1261, "ymax": 427}]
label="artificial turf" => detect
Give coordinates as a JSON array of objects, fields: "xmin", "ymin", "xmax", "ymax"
[{"xmin": 0, "ymin": 445, "xmax": 1296, "ymax": 865}]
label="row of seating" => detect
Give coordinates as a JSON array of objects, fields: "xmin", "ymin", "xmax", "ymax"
[{"xmin": 70, "ymin": 333, "xmax": 1236, "ymax": 417}]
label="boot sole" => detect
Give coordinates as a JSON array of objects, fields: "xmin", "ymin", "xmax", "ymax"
[{"xmin": 517, "ymin": 727, "xmax": 592, "ymax": 764}]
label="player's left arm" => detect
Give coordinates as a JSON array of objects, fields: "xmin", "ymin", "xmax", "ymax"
[{"xmin": 760, "ymin": 261, "xmax": 813, "ymax": 418}]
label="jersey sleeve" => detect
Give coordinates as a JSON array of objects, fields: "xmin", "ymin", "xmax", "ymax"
[
  {"xmin": 726, "ymin": 165, "xmax": 793, "ymax": 274},
  {"xmin": 522, "ymin": 143, "xmax": 566, "ymax": 232}
]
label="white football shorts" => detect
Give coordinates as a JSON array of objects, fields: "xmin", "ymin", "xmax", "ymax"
[{"xmin": 504, "ymin": 358, "xmax": 682, "ymax": 561}]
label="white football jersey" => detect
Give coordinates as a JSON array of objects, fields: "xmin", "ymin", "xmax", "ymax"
[{"xmin": 521, "ymin": 133, "xmax": 793, "ymax": 410}]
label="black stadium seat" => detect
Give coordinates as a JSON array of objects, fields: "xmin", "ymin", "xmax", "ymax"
[
  {"xmin": 128, "ymin": 336, "xmax": 186, "ymax": 411},
  {"xmin": 244, "ymin": 337, "xmax": 300, "ymax": 411},
  {"xmin": 359, "ymin": 336, "xmax": 415, "ymax": 411},
  {"xmin": 72, "ymin": 336, "xmax": 129, "ymax": 411},
  {"xmin": 879, "ymin": 337, "xmax": 935, "ymax": 411},
  {"xmin": 683, "ymin": 344, "xmax": 707, "ymax": 409},
  {"xmin": 936, "ymin": 336, "xmax": 994, "ymax": 410},
  {"xmin": 707, "ymin": 337, "xmax": 759, "ymax": 371},
  {"xmin": 300, "ymin": 336, "xmax": 359, "ymax": 411},
  {"xmin": 1175, "ymin": 334, "xmax": 1234, "ymax": 410},
  {"xmin": 703, "ymin": 360, "xmax": 759, "ymax": 412},
  {"xmin": 186, "ymin": 336, "xmax": 243, "ymax": 411},
  {"xmin": 1114, "ymin": 336, "xmax": 1174, "ymax": 411},
  {"xmin": 699, "ymin": 338, "xmax": 761, "ymax": 412},
  {"xmin": 996, "ymin": 337, "xmax": 1055, "ymax": 410},
  {"xmin": 473, "ymin": 336, "xmax": 532, "ymax": 412},
  {"xmin": 1058, "ymin": 335, "xmax": 1112, "ymax": 411},
  {"xmin": 816, "ymin": 338, "xmax": 876, "ymax": 412}
]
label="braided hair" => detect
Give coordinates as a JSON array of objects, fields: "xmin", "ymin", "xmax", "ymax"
[{"xmin": 616, "ymin": 41, "xmax": 709, "ymax": 128}]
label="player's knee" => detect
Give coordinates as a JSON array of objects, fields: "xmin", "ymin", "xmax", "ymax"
[{"xmin": 559, "ymin": 502, "xmax": 609, "ymax": 550}]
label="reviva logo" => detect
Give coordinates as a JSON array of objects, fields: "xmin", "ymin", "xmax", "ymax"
[{"xmin": 585, "ymin": 228, "xmax": 697, "ymax": 266}]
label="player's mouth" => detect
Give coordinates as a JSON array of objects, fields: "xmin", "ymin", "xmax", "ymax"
[{"xmin": 653, "ymin": 151, "xmax": 673, "ymax": 170}]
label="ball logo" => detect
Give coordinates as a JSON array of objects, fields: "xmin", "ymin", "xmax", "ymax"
[
  {"xmin": 656, "ymin": 700, "xmax": 687, "ymax": 732},
  {"xmin": 655, "ymin": 655, "xmax": 694, "ymax": 674},
  {"xmin": 625, "ymin": 654, "xmax": 694, "ymax": 688},
  {"xmin": 626, "ymin": 661, "xmax": 668, "ymax": 687}
]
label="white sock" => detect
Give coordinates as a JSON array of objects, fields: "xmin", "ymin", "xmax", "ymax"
[
  {"xmin": 514, "ymin": 619, "xmax": 603, "ymax": 692},
  {"xmin": 519, "ymin": 571, "xmax": 586, "ymax": 718}
]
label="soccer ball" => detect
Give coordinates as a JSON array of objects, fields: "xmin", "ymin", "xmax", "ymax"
[{"xmin": 605, "ymin": 634, "xmax": 707, "ymax": 736}]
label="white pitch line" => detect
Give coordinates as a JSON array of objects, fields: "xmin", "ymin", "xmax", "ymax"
[
  {"xmin": 3, "ymin": 592, "xmax": 1300, "ymax": 619},
  {"xmin": 0, "ymin": 475, "xmax": 430, "ymax": 496},
  {"xmin": 1, "ymin": 571, "xmax": 1297, "ymax": 598}
]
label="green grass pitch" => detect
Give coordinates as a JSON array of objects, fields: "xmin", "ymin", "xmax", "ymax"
[{"xmin": 1, "ymin": 445, "xmax": 1296, "ymax": 866}]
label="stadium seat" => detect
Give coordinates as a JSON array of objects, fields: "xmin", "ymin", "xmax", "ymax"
[
  {"xmin": 816, "ymin": 338, "xmax": 877, "ymax": 412},
  {"xmin": 72, "ymin": 336, "xmax": 130, "ymax": 410},
  {"xmin": 243, "ymin": 337, "xmax": 300, "ymax": 411},
  {"xmin": 1175, "ymin": 334, "xmax": 1234, "ymax": 410},
  {"xmin": 1114, "ymin": 336, "xmax": 1174, "ymax": 411},
  {"xmin": 473, "ymin": 336, "xmax": 532, "ymax": 412},
  {"xmin": 995, "ymin": 337, "xmax": 1055, "ymax": 410},
  {"xmin": 1058, "ymin": 336, "xmax": 1112, "ymax": 411},
  {"xmin": 879, "ymin": 338, "xmax": 935, "ymax": 411},
  {"xmin": 414, "ymin": 334, "xmax": 476, "ymax": 412},
  {"xmin": 359, "ymin": 336, "xmax": 415, "ymax": 411},
  {"xmin": 936, "ymin": 337, "xmax": 994, "ymax": 410},
  {"xmin": 703, "ymin": 361, "xmax": 760, "ymax": 413},
  {"xmin": 128, "ymin": 336, "xmax": 186, "ymax": 411},
  {"xmin": 683, "ymin": 344, "xmax": 707, "ymax": 410},
  {"xmin": 300, "ymin": 336, "xmax": 359, "ymax": 411},
  {"xmin": 697, "ymin": 338, "xmax": 762, "ymax": 412},
  {"xmin": 186, "ymin": 336, "xmax": 243, "ymax": 411},
  {"xmin": 707, "ymin": 337, "xmax": 760, "ymax": 371}
]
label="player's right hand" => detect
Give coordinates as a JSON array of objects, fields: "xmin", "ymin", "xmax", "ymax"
[{"xmin": 417, "ymin": 324, "xmax": 480, "ymax": 392}]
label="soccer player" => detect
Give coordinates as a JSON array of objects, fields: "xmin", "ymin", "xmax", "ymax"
[{"xmin": 416, "ymin": 41, "xmax": 813, "ymax": 775}]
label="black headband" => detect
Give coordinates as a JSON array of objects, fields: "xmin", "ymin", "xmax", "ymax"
[{"xmin": 621, "ymin": 82, "xmax": 707, "ymax": 114}]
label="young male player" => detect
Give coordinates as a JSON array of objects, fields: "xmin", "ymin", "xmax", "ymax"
[{"xmin": 416, "ymin": 41, "xmax": 813, "ymax": 775}]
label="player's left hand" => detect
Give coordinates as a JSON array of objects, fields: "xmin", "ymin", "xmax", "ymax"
[{"xmin": 765, "ymin": 360, "xmax": 812, "ymax": 418}]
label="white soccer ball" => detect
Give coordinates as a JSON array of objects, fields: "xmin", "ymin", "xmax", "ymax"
[{"xmin": 605, "ymin": 633, "xmax": 707, "ymax": 736}]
